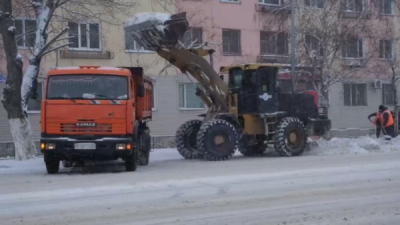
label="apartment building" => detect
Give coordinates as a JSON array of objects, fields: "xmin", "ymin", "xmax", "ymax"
[
  {"xmin": 176, "ymin": 0, "xmax": 400, "ymax": 135},
  {"xmin": 0, "ymin": 0, "xmax": 207, "ymax": 150},
  {"xmin": 1, "ymin": 0, "xmax": 400, "ymax": 153}
]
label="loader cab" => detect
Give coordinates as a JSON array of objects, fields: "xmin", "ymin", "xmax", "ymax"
[{"xmin": 226, "ymin": 64, "xmax": 279, "ymax": 115}]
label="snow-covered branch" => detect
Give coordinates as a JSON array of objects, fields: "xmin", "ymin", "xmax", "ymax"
[{"xmin": 36, "ymin": 27, "xmax": 68, "ymax": 58}]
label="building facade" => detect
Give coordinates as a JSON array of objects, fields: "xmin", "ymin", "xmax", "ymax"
[{"xmin": 176, "ymin": 0, "xmax": 400, "ymax": 136}]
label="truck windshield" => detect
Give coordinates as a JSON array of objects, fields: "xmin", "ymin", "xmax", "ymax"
[{"xmin": 46, "ymin": 75, "xmax": 128, "ymax": 100}]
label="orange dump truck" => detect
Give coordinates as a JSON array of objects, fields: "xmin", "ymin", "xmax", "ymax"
[{"xmin": 40, "ymin": 66, "xmax": 153, "ymax": 174}]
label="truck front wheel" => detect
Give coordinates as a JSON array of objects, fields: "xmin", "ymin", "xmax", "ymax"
[
  {"xmin": 124, "ymin": 151, "xmax": 137, "ymax": 172},
  {"xmin": 44, "ymin": 153, "xmax": 60, "ymax": 174}
]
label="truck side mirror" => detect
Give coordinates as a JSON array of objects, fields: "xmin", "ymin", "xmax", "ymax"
[{"xmin": 137, "ymin": 84, "xmax": 145, "ymax": 97}]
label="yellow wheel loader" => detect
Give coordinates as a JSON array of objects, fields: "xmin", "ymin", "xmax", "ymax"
[{"xmin": 124, "ymin": 12, "xmax": 331, "ymax": 161}]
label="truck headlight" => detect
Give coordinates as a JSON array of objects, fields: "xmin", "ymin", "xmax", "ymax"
[
  {"xmin": 318, "ymin": 107, "xmax": 327, "ymax": 115},
  {"xmin": 116, "ymin": 143, "xmax": 126, "ymax": 150},
  {"xmin": 116, "ymin": 143, "xmax": 132, "ymax": 150},
  {"xmin": 46, "ymin": 143, "xmax": 55, "ymax": 150}
]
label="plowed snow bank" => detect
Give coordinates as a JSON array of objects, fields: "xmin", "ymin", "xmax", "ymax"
[{"xmin": 305, "ymin": 136, "xmax": 400, "ymax": 155}]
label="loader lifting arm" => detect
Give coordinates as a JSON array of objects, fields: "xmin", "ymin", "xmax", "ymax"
[{"xmin": 124, "ymin": 12, "xmax": 229, "ymax": 118}]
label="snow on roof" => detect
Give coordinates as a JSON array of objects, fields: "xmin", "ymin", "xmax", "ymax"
[
  {"xmin": 125, "ymin": 12, "xmax": 171, "ymax": 27},
  {"xmin": 53, "ymin": 66, "xmax": 80, "ymax": 70},
  {"xmin": 53, "ymin": 66, "xmax": 124, "ymax": 71}
]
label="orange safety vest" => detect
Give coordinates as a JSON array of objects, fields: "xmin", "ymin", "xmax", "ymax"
[
  {"xmin": 380, "ymin": 109, "xmax": 394, "ymax": 127},
  {"xmin": 373, "ymin": 112, "xmax": 380, "ymax": 125}
]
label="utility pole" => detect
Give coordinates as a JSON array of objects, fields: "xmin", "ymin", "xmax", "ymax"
[{"xmin": 290, "ymin": 0, "xmax": 296, "ymax": 94}]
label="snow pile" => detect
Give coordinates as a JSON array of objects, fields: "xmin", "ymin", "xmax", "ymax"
[
  {"xmin": 125, "ymin": 12, "xmax": 171, "ymax": 27},
  {"xmin": 305, "ymin": 135, "xmax": 400, "ymax": 156}
]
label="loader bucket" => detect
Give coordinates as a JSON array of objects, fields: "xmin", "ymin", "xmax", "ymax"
[{"xmin": 124, "ymin": 12, "xmax": 189, "ymax": 50}]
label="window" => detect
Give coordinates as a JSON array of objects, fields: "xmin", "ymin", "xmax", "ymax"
[
  {"xmin": 222, "ymin": 29, "xmax": 241, "ymax": 55},
  {"xmin": 305, "ymin": 0, "xmax": 324, "ymax": 8},
  {"xmin": 259, "ymin": 0, "xmax": 282, "ymax": 5},
  {"xmin": 178, "ymin": 83, "xmax": 205, "ymax": 109},
  {"xmin": 342, "ymin": 38, "xmax": 363, "ymax": 58},
  {"xmin": 380, "ymin": 40, "xmax": 393, "ymax": 59},
  {"xmin": 343, "ymin": 83, "xmax": 367, "ymax": 106},
  {"xmin": 68, "ymin": 22, "xmax": 100, "ymax": 50},
  {"xmin": 260, "ymin": 31, "xmax": 288, "ymax": 55},
  {"xmin": 340, "ymin": 0, "xmax": 363, "ymax": 12},
  {"xmin": 180, "ymin": 27, "xmax": 203, "ymax": 48},
  {"xmin": 125, "ymin": 30, "xmax": 152, "ymax": 52},
  {"xmin": 15, "ymin": 18, "xmax": 36, "ymax": 48},
  {"xmin": 382, "ymin": 84, "xmax": 395, "ymax": 105},
  {"xmin": 305, "ymin": 34, "xmax": 323, "ymax": 56},
  {"xmin": 380, "ymin": 0, "xmax": 392, "ymax": 14},
  {"xmin": 27, "ymin": 82, "xmax": 43, "ymax": 112},
  {"xmin": 220, "ymin": 0, "xmax": 240, "ymax": 2}
]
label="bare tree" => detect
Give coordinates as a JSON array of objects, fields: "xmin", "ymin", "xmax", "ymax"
[
  {"xmin": 0, "ymin": 0, "xmax": 138, "ymax": 160},
  {"xmin": 0, "ymin": 0, "xmax": 31, "ymax": 160},
  {"xmin": 291, "ymin": 0, "xmax": 379, "ymax": 108}
]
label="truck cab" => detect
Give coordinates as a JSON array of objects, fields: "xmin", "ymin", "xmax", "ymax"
[{"xmin": 40, "ymin": 66, "xmax": 153, "ymax": 174}]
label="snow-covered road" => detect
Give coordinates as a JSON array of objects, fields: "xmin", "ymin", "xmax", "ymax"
[{"xmin": 1, "ymin": 137, "xmax": 400, "ymax": 225}]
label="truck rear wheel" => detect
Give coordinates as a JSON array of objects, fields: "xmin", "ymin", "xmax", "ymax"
[
  {"xmin": 274, "ymin": 117, "xmax": 307, "ymax": 157},
  {"xmin": 125, "ymin": 151, "xmax": 137, "ymax": 172},
  {"xmin": 196, "ymin": 119, "xmax": 238, "ymax": 161},
  {"xmin": 175, "ymin": 120, "xmax": 204, "ymax": 159},
  {"xmin": 138, "ymin": 130, "xmax": 151, "ymax": 166},
  {"xmin": 44, "ymin": 153, "xmax": 60, "ymax": 174}
]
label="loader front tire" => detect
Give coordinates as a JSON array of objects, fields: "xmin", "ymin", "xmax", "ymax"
[
  {"xmin": 175, "ymin": 120, "xmax": 204, "ymax": 159},
  {"xmin": 274, "ymin": 117, "xmax": 307, "ymax": 157},
  {"xmin": 197, "ymin": 119, "xmax": 238, "ymax": 161}
]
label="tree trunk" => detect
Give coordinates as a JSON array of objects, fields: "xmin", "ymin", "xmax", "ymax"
[
  {"xmin": 0, "ymin": 1, "xmax": 37, "ymax": 160},
  {"xmin": 319, "ymin": 82, "xmax": 329, "ymax": 109}
]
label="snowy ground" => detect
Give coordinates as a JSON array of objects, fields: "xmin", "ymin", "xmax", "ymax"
[{"xmin": 1, "ymin": 136, "xmax": 400, "ymax": 224}]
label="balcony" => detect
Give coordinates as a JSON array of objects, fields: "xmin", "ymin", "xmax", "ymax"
[
  {"xmin": 340, "ymin": 11, "xmax": 370, "ymax": 19},
  {"xmin": 59, "ymin": 50, "xmax": 115, "ymax": 59},
  {"xmin": 342, "ymin": 58, "xmax": 366, "ymax": 67},
  {"xmin": 257, "ymin": 55, "xmax": 290, "ymax": 64},
  {"xmin": 255, "ymin": 3, "xmax": 291, "ymax": 14}
]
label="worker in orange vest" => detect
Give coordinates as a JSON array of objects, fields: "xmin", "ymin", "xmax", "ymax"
[
  {"xmin": 368, "ymin": 111, "xmax": 382, "ymax": 138},
  {"xmin": 379, "ymin": 105, "xmax": 395, "ymax": 140}
]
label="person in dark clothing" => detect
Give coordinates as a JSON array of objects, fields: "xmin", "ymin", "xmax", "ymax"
[
  {"xmin": 368, "ymin": 111, "xmax": 382, "ymax": 138},
  {"xmin": 379, "ymin": 105, "xmax": 395, "ymax": 139}
]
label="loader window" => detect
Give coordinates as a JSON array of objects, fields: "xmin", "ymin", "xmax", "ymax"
[
  {"xmin": 229, "ymin": 69, "xmax": 243, "ymax": 89},
  {"xmin": 46, "ymin": 75, "xmax": 128, "ymax": 100},
  {"xmin": 229, "ymin": 69, "xmax": 257, "ymax": 91}
]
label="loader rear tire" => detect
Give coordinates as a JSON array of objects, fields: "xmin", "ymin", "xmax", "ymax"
[
  {"xmin": 197, "ymin": 119, "xmax": 238, "ymax": 161},
  {"xmin": 274, "ymin": 117, "xmax": 307, "ymax": 157},
  {"xmin": 175, "ymin": 120, "xmax": 204, "ymax": 159}
]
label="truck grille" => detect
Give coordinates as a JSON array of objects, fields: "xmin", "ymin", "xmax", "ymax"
[{"xmin": 60, "ymin": 123, "xmax": 112, "ymax": 133}]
